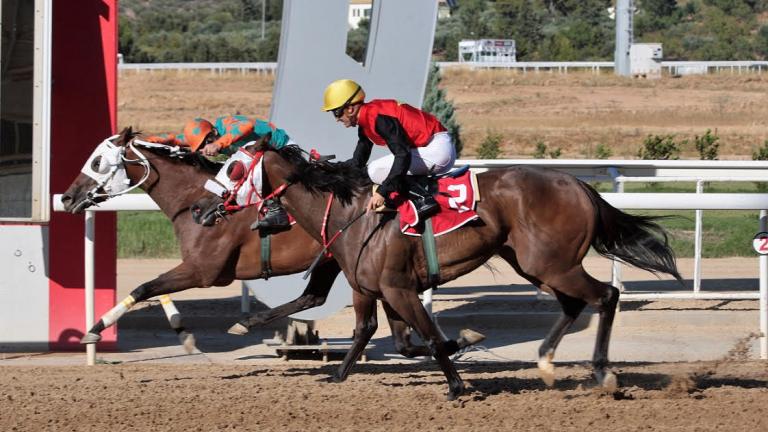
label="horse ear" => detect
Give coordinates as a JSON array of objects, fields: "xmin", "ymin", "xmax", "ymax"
[
  {"xmin": 261, "ymin": 132, "xmax": 272, "ymax": 147},
  {"xmin": 117, "ymin": 126, "xmax": 132, "ymax": 146}
]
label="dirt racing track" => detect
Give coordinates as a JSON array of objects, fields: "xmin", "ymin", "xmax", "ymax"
[{"xmin": 1, "ymin": 257, "xmax": 768, "ymax": 431}]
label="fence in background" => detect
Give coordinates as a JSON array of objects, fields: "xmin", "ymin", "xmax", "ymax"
[{"xmin": 118, "ymin": 61, "xmax": 768, "ymax": 75}]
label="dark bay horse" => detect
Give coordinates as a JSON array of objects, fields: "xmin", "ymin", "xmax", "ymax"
[
  {"xmin": 197, "ymin": 141, "xmax": 681, "ymax": 400},
  {"xmin": 61, "ymin": 128, "xmax": 480, "ymax": 357}
]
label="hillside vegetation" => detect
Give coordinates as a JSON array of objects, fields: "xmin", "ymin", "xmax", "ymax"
[{"xmin": 120, "ymin": 0, "xmax": 768, "ymax": 63}]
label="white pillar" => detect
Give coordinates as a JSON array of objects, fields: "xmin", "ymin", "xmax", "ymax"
[
  {"xmin": 614, "ymin": 0, "xmax": 633, "ymax": 76},
  {"xmin": 85, "ymin": 211, "xmax": 96, "ymax": 366},
  {"xmin": 760, "ymin": 210, "xmax": 767, "ymax": 360},
  {"xmin": 693, "ymin": 180, "xmax": 704, "ymax": 293}
]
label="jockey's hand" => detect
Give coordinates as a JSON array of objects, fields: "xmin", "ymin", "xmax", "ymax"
[
  {"xmin": 202, "ymin": 142, "xmax": 221, "ymax": 156},
  {"xmin": 366, "ymin": 192, "xmax": 386, "ymax": 212}
]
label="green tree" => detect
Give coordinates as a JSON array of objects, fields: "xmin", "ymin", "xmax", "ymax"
[
  {"xmin": 694, "ymin": 129, "xmax": 720, "ymax": 160},
  {"xmin": 346, "ymin": 18, "xmax": 370, "ymax": 63},
  {"xmin": 752, "ymin": 140, "xmax": 768, "ymax": 191},
  {"xmin": 456, "ymin": 0, "xmax": 491, "ymax": 38},
  {"xmin": 490, "ymin": 0, "xmax": 544, "ymax": 59},
  {"xmin": 638, "ymin": 134, "xmax": 681, "ymax": 160},
  {"xmin": 595, "ymin": 143, "xmax": 612, "ymax": 159},
  {"xmin": 477, "ymin": 131, "xmax": 502, "ymax": 159},
  {"xmin": 423, "ymin": 63, "xmax": 463, "ymax": 156}
]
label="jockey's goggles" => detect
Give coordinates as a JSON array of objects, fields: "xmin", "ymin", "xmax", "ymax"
[{"xmin": 331, "ymin": 86, "xmax": 362, "ymax": 119}]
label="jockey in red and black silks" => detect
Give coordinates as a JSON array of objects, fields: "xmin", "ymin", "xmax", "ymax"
[{"xmin": 322, "ymin": 79, "xmax": 456, "ymax": 212}]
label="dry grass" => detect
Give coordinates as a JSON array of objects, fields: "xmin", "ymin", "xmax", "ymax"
[{"xmin": 118, "ymin": 69, "xmax": 768, "ymax": 159}]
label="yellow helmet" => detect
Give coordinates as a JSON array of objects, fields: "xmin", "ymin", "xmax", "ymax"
[{"xmin": 322, "ymin": 79, "xmax": 366, "ymax": 112}]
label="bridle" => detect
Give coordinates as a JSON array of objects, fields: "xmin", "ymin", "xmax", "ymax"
[{"xmin": 75, "ymin": 137, "xmax": 185, "ymax": 212}]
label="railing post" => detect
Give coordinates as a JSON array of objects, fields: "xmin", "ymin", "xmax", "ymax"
[
  {"xmin": 609, "ymin": 168, "xmax": 624, "ymax": 291},
  {"xmin": 85, "ymin": 211, "xmax": 96, "ymax": 366},
  {"xmin": 760, "ymin": 210, "xmax": 768, "ymax": 359},
  {"xmin": 694, "ymin": 180, "xmax": 704, "ymax": 293},
  {"xmin": 422, "ymin": 289, "xmax": 433, "ymax": 316},
  {"xmin": 241, "ymin": 284, "xmax": 251, "ymax": 314}
]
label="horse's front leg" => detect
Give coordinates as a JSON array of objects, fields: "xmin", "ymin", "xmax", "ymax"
[
  {"xmin": 330, "ymin": 290, "xmax": 377, "ymax": 383},
  {"xmin": 80, "ymin": 261, "xmax": 204, "ymax": 353},
  {"xmin": 381, "ymin": 286, "xmax": 464, "ymax": 401},
  {"xmin": 228, "ymin": 260, "xmax": 341, "ymax": 335},
  {"xmin": 382, "ymin": 300, "xmax": 486, "ymax": 358}
]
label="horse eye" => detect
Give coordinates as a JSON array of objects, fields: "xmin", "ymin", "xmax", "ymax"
[{"xmin": 90, "ymin": 156, "xmax": 102, "ymax": 171}]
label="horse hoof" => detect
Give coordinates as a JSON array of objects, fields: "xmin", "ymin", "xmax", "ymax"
[
  {"xmin": 598, "ymin": 371, "xmax": 618, "ymax": 392},
  {"xmin": 326, "ymin": 374, "xmax": 344, "ymax": 384},
  {"xmin": 179, "ymin": 331, "xmax": 197, "ymax": 354},
  {"xmin": 537, "ymin": 356, "xmax": 555, "ymax": 387},
  {"xmin": 227, "ymin": 323, "xmax": 249, "ymax": 335},
  {"xmin": 456, "ymin": 328, "xmax": 486, "ymax": 348},
  {"xmin": 80, "ymin": 332, "xmax": 102, "ymax": 344}
]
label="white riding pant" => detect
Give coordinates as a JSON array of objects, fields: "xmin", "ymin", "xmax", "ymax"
[{"xmin": 367, "ymin": 132, "xmax": 456, "ymax": 184}]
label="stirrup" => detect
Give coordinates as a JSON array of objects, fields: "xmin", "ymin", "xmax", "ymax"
[
  {"xmin": 250, "ymin": 217, "xmax": 290, "ymax": 232},
  {"xmin": 414, "ymin": 195, "xmax": 439, "ymax": 219}
]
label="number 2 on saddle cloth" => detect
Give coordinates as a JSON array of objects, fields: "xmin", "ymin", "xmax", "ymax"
[{"xmin": 391, "ymin": 168, "xmax": 482, "ymax": 237}]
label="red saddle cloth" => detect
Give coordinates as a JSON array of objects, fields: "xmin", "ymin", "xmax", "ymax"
[{"xmin": 394, "ymin": 170, "xmax": 480, "ymax": 237}]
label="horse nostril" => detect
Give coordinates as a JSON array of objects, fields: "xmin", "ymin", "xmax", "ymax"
[
  {"xmin": 191, "ymin": 205, "xmax": 201, "ymax": 215},
  {"xmin": 61, "ymin": 194, "xmax": 72, "ymax": 204}
]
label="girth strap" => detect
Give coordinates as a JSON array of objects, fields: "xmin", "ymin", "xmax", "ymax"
[
  {"xmin": 421, "ymin": 218, "xmax": 440, "ymax": 287},
  {"xmin": 260, "ymin": 233, "xmax": 272, "ymax": 280}
]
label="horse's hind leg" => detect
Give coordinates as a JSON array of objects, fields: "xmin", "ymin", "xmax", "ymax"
[
  {"xmin": 590, "ymin": 279, "xmax": 620, "ymax": 391},
  {"xmin": 229, "ymin": 260, "xmax": 341, "ymax": 335},
  {"xmin": 537, "ymin": 290, "xmax": 587, "ymax": 387},
  {"xmin": 81, "ymin": 262, "xmax": 203, "ymax": 352},
  {"xmin": 541, "ymin": 268, "xmax": 620, "ymax": 390},
  {"xmin": 332, "ymin": 290, "xmax": 377, "ymax": 383}
]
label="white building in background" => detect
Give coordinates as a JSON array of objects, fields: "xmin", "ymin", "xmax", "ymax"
[
  {"xmin": 348, "ymin": 0, "xmax": 452, "ymax": 29},
  {"xmin": 630, "ymin": 43, "xmax": 663, "ymax": 79},
  {"xmin": 458, "ymin": 39, "xmax": 517, "ymax": 63},
  {"xmin": 348, "ymin": 0, "xmax": 372, "ymax": 29}
]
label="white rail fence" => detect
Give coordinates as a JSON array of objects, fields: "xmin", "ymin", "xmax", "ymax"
[
  {"xmin": 118, "ymin": 61, "xmax": 768, "ymax": 75},
  {"xmin": 52, "ymin": 159, "xmax": 768, "ymax": 364}
]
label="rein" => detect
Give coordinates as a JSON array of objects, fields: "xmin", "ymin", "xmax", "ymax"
[
  {"xmin": 80, "ymin": 140, "xmax": 154, "ymax": 210},
  {"xmin": 218, "ymin": 150, "xmax": 290, "ymax": 215},
  {"xmin": 303, "ymin": 206, "xmax": 367, "ymax": 280}
]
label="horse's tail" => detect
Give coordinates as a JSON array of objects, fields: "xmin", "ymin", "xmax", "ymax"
[{"xmin": 579, "ymin": 181, "xmax": 683, "ymax": 283}]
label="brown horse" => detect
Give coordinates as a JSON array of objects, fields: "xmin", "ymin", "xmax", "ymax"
[
  {"xmin": 60, "ymin": 128, "xmax": 480, "ymax": 357},
  {"xmin": 196, "ymin": 140, "xmax": 682, "ymax": 400}
]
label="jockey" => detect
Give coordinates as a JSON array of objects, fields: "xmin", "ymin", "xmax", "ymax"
[
  {"xmin": 322, "ymin": 79, "xmax": 454, "ymax": 213},
  {"xmin": 145, "ymin": 115, "xmax": 292, "ymax": 231}
]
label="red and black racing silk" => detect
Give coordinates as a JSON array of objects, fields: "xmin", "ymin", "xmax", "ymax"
[{"xmin": 357, "ymin": 100, "xmax": 446, "ymax": 148}]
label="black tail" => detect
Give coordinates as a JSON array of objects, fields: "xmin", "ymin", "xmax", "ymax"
[{"xmin": 579, "ymin": 182, "xmax": 683, "ymax": 283}]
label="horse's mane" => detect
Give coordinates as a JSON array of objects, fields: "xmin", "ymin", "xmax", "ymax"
[{"xmin": 261, "ymin": 142, "xmax": 371, "ymax": 205}]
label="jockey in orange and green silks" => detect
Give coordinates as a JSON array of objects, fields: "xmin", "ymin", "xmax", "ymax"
[{"xmin": 145, "ymin": 115, "xmax": 291, "ymax": 157}]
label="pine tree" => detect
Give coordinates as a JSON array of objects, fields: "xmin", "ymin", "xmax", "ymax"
[{"xmin": 422, "ymin": 63, "xmax": 463, "ymax": 156}]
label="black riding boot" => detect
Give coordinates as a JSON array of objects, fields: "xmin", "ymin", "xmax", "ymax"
[
  {"xmin": 251, "ymin": 198, "xmax": 290, "ymax": 232},
  {"xmin": 406, "ymin": 178, "xmax": 439, "ymax": 219}
]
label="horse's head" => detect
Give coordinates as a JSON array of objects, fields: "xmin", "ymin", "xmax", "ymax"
[
  {"xmin": 60, "ymin": 127, "xmax": 139, "ymax": 213},
  {"xmin": 190, "ymin": 136, "xmax": 369, "ymax": 227},
  {"xmin": 190, "ymin": 134, "xmax": 274, "ymax": 226}
]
